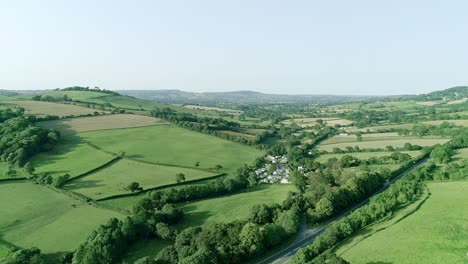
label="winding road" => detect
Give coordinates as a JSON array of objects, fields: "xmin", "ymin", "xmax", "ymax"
[{"xmin": 256, "ymin": 157, "xmax": 429, "ymax": 264}]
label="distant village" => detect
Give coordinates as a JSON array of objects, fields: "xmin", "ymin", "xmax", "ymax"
[{"xmin": 255, "ymin": 155, "xmax": 292, "ymax": 184}]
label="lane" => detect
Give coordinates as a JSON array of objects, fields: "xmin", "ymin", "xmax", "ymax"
[{"xmin": 257, "ymin": 157, "xmax": 429, "ymax": 264}]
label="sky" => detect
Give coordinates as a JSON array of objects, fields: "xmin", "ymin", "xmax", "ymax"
[{"xmin": 1, "ymin": 0, "xmax": 468, "ymax": 95}]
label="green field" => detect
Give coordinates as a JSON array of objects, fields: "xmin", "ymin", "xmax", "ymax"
[
  {"xmin": 65, "ymin": 159, "xmax": 215, "ymax": 199},
  {"xmin": 31, "ymin": 137, "xmax": 117, "ymax": 179},
  {"xmin": 178, "ymin": 184, "xmax": 294, "ymax": 229},
  {"xmin": 78, "ymin": 125, "xmax": 264, "ymax": 175},
  {"xmin": 0, "ymin": 181, "xmax": 122, "ymax": 254},
  {"xmin": 37, "ymin": 114, "xmax": 168, "ymax": 135},
  {"xmin": 318, "ymin": 138, "xmax": 449, "ymax": 152},
  {"xmin": 422, "ymin": 119, "xmax": 468, "ymax": 127},
  {"xmin": 0, "ymin": 101, "xmax": 104, "ymax": 117},
  {"xmin": 453, "ymin": 148, "xmax": 468, "ymax": 162},
  {"xmin": 339, "ymin": 181, "xmax": 468, "ymax": 264},
  {"xmin": 315, "ymin": 150, "xmax": 422, "ymax": 163}
]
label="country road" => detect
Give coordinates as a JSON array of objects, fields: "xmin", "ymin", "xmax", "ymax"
[{"xmin": 256, "ymin": 157, "xmax": 429, "ymax": 264}]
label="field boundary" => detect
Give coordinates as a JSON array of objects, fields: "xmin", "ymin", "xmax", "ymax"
[
  {"xmin": 64, "ymin": 155, "xmax": 122, "ymax": 183},
  {"xmin": 95, "ymin": 173, "xmax": 226, "ymax": 202}
]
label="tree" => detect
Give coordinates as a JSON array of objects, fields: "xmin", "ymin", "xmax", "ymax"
[
  {"xmin": 4, "ymin": 165, "xmax": 16, "ymax": 178},
  {"xmin": 291, "ymin": 171, "xmax": 307, "ymax": 193},
  {"xmin": 125, "ymin": 182, "xmax": 143, "ymax": 193},
  {"xmin": 24, "ymin": 162, "xmax": 35, "ymax": 174},
  {"xmin": 176, "ymin": 173, "xmax": 186, "ymax": 184},
  {"xmin": 239, "ymin": 223, "xmax": 264, "ymax": 256},
  {"xmin": 356, "ymin": 132, "xmax": 363, "ymax": 142},
  {"xmin": 194, "ymin": 161, "xmax": 200, "ymax": 167},
  {"xmin": 215, "ymin": 164, "xmax": 223, "ymax": 171},
  {"xmin": 53, "ymin": 174, "xmax": 70, "ymax": 188},
  {"xmin": 430, "ymin": 144, "xmax": 452, "ymax": 164},
  {"xmin": 2, "ymin": 247, "xmax": 44, "ymax": 264}
]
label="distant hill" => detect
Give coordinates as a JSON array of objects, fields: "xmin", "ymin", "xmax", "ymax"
[
  {"xmin": 414, "ymin": 86, "xmax": 468, "ymax": 101},
  {"xmin": 118, "ymin": 89, "xmax": 376, "ymax": 105}
]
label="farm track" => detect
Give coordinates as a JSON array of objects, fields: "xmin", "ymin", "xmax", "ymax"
[{"xmin": 255, "ymin": 157, "xmax": 429, "ymax": 264}]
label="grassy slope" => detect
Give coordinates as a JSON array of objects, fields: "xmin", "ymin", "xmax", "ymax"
[
  {"xmin": 65, "ymin": 159, "xmax": 215, "ymax": 199},
  {"xmin": 177, "ymin": 184, "xmax": 294, "ymax": 229},
  {"xmin": 340, "ymin": 181, "xmax": 468, "ymax": 264},
  {"xmin": 0, "ymin": 101, "xmax": 103, "ymax": 117},
  {"xmin": 79, "ymin": 125, "xmax": 264, "ymax": 175},
  {"xmin": 31, "ymin": 136, "xmax": 117, "ymax": 179},
  {"xmin": 0, "ymin": 181, "xmax": 122, "ymax": 254}
]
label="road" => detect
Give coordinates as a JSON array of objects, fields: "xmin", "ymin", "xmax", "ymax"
[{"xmin": 256, "ymin": 157, "xmax": 429, "ymax": 264}]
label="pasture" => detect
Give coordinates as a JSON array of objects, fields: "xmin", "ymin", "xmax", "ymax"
[
  {"xmin": 318, "ymin": 138, "xmax": 449, "ymax": 152},
  {"xmin": 0, "ymin": 181, "xmax": 122, "ymax": 254},
  {"xmin": 78, "ymin": 125, "xmax": 264, "ymax": 175},
  {"xmin": 0, "ymin": 101, "xmax": 102, "ymax": 117},
  {"xmin": 65, "ymin": 159, "xmax": 215, "ymax": 199},
  {"xmin": 178, "ymin": 184, "xmax": 294, "ymax": 229},
  {"xmin": 339, "ymin": 181, "xmax": 468, "ymax": 264},
  {"xmin": 37, "ymin": 114, "xmax": 168, "ymax": 135},
  {"xmin": 315, "ymin": 150, "xmax": 422, "ymax": 163},
  {"xmin": 345, "ymin": 123, "xmax": 415, "ymax": 132},
  {"xmin": 31, "ymin": 137, "xmax": 117, "ymax": 179}
]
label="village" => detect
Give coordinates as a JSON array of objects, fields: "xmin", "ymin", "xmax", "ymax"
[{"xmin": 255, "ymin": 155, "xmax": 292, "ymax": 184}]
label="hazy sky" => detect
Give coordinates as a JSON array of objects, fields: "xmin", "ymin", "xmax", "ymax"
[{"xmin": 1, "ymin": 1, "xmax": 468, "ymax": 95}]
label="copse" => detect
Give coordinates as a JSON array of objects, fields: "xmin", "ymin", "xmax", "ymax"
[{"xmin": 0, "ymin": 116, "xmax": 60, "ymax": 167}]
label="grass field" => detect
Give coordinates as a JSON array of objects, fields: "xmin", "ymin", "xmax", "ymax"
[
  {"xmin": 0, "ymin": 246, "xmax": 8, "ymax": 259},
  {"xmin": 0, "ymin": 181, "xmax": 122, "ymax": 254},
  {"xmin": 0, "ymin": 101, "xmax": 103, "ymax": 117},
  {"xmin": 37, "ymin": 114, "xmax": 169, "ymax": 135},
  {"xmin": 453, "ymin": 148, "xmax": 468, "ymax": 162},
  {"xmin": 422, "ymin": 119, "xmax": 468, "ymax": 127},
  {"xmin": 315, "ymin": 150, "xmax": 422, "ymax": 163},
  {"xmin": 345, "ymin": 123, "xmax": 416, "ymax": 132},
  {"xmin": 31, "ymin": 137, "xmax": 117, "ymax": 179},
  {"xmin": 78, "ymin": 125, "xmax": 264, "ymax": 175},
  {"xmin": 65, "ymin": 159, "xmax": 215, "ymax": 199},
  {"xmin": 321, "ymin": 132, "xmax": 404, "ymax": 145},
  {"xmin": 318, "ymin": 138, "xmax": 449, "ymax": 152},
  {"xmin": 339, "ymin": 181, "xmax": 468, "ymax": 264},
  {"xmin": 177, "ymin": 184, "xmax": 294, "ymax": 229}
]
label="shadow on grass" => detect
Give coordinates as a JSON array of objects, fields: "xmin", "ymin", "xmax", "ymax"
[
  {"xmin": 65, "ymin": 179, "xmax": 106, "ymax": 190},
  {"xmin": 366, "ymin": 262, "xmax": 393, "ymax": 264}
]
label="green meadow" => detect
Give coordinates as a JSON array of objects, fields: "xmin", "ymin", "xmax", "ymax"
[
  {"xmin": 339, "ymin": 181, "xmax": 468, "ymax": 264},
  {"xmin": 31, "ymin": 137, "xmax": 117, "ymax": 179},
  {"xmin": 315, "ymin": 150, "xmax": 422, "ymax": 163},
  {"xmin": 78, "ymin": 125, "xmax": 264, "ymax": 175},
  {"xmin": 65, "ymin": 159, "xmax": 215, "ymax": 199},
  {"xmin": 177, "ymin": 184, "xmax": 294, "ymax": 229},
  {"xmin": 0, "ymin": 181, "xmax": 122, "ymax": 255}
]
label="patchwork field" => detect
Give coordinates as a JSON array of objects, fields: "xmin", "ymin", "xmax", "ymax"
[
  {"xmin": 345, "ymin": 123, "xmax": 415, "ymax": 132},
  {"xmin": 178, "ymin": 184, "xmax": 294, "ymax": 229},
  {"xmin": 0, "ymin": 101, "xmax": 103, "ymax": 117},
  {"xmin": 37, "ymin": 114, "xmax": 169, "ymax": 135},
  {"xmin": 65, "ymin": 159, "xmax": 215, "ymax": 199},
  {"xmin": 78, "ymin": 125, "xmax": 264, "ymax": 175},
  {"xmin": 0, "ymin": 181, "xmax": 122, "ymax": 254},
  {"xmin": 282, "ymin": 117, "xmax": 353, "ymax": 127},
  {"xmin": 31, "ymin": 137, "xmax": 117, "ymax": 179},
  {"xmin": 321, "ymin": 132, "xmax": 404, "ymax": 145},
  {"xmin": 339, "ymin": 181, "xmax": 468, "ymax": 264},
  {"xmin": 183, "ymin": 104, "xmax": 242, "ymax": 114},
  {"xmin": 318, "ymin": 138, "xmax": 449, "ymax": 152},
  {"xmin": 315, "ymin": 150, "xmax": 422, "ymax": 163},
  {"xmin": 422, "ymin": 119, "xmax": 468, "ymax": 127}
]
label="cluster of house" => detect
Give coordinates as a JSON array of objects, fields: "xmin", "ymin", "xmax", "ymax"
[{"xmin": 255, "ymin": 155, "xmax": 291, "ymax": 184}]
